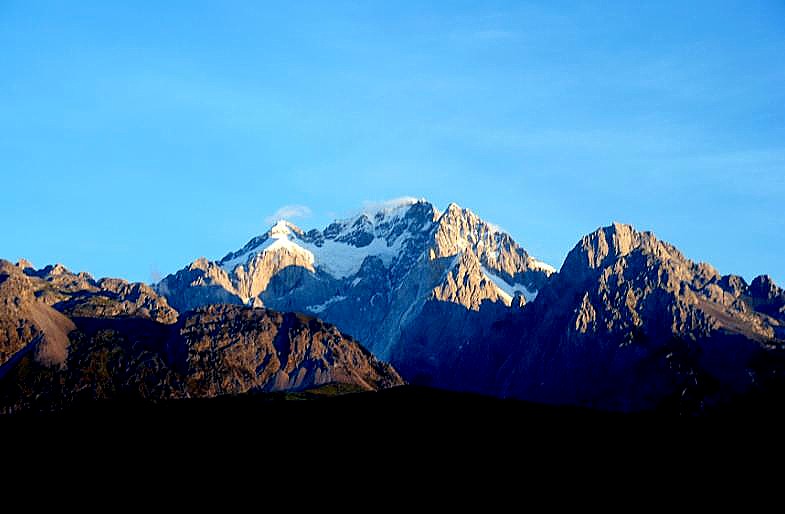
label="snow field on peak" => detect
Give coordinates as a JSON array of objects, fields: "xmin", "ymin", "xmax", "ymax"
[
  {"xmin": 481, "ymin": 265, "xmax": 538, "ymax": 304},
  {"xmin": 218, "ymin": 201, "xmax": 554, "ymax": 289},
  {"xmin": 328, "ymin": 199, "xmax": 426, "ymax": 240},
  {"xmin": 301, "ymin": 235, "xmax": 407, "ymax": 279},
  {"xmin": 223, "ymin": 222, "xmax": 414, "ymax": 280},
  {"xmin": 530, "ymin": 259, "xmax": 557, "ymax": 274},
  {"xmin": 220, "ymin": 229, "xmax": 316, "ymax": 273}
]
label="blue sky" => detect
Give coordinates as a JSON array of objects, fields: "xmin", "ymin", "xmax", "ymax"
[{"xmin": 1, "ymin": 1, "xmax": 783, "ymax": 285}]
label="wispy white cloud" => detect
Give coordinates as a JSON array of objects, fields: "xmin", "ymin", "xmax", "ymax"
[
  {"xmin": 361, "ymin": 197, "xmax": 421, "ymax": 213},
  {"xmin": 334, "ymin": 197, "xmax": 422, "ymax": 222},
  {"xmin": 265, "ymin": 204, "xmax": 312, "ymax": 225}
]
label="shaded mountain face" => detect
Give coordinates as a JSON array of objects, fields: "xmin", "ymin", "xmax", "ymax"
[
  {"xmin": 0, "ymin": 261, "xmax": 74, "ymax": 369},
  {"xmin": 0, "ymin": 261, "xmax": 402, "ymax": 414},
  {"xmin": 156, "ymin": 199, "xmax": 554, "ymax": 378},
  {"xmin": 444, "ymin": 223, "xmax": 785, "ymax": 413}
]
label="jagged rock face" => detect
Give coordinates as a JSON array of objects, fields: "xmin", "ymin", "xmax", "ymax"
[
  {"xmin": 0, "ymin": 304, "xmax": 403, "ymax": 414},
  {"xmin": 0, "ymin": 261, "xmax": 74, "ymax": 368},
  {"xmin": 447, "ymin": 223, "xmax": 785, "ymax": 413},
  {"xmin": 21, "ymin": 261, "xmax": 179, "ymax": 324},
  {"xmin": 551, "ymin": 223, "xmax": 784, "ymax": 342},
  {"xmin": 54, "ymin": 278, "xmax": 179, "ymax": 324},
  {"xmin": 748, "ymin": 275, "xmax": 785, "ymax": 318},
  {"xmin": 432, "ymin": 251, "xmax": 507, "ymax": 309},
  {"xmin": 155, "ymin": 257, "xmax": 241, "ymax": 313},
  {"xmin": 156, "ymin": 199, "xmax": 555, "ymax": 379},
  {"xmin": 25, "ymin": 263, "xmax": 98, "ymax": 306},
  {"xmin": 431, "ymin": 204, "xmax": 550, "ymax": 290},
  {"xmin": 0, "ymin": 258, "xmax": 182, "ymax": 373}
]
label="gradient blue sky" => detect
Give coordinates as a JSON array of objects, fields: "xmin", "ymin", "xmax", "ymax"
[{"xmin": 2, "ymin": 1, "xmax": 784, "ymax": 285}]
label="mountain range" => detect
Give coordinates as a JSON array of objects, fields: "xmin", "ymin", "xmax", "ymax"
[
  {"xmin": 157, "ymin": 199, "xmax": 552, "ymax": 377},
  {"xmin": 0, "ymin": 259, "xmax": 401, "ymax": 414},
  {"xmin": 2, "ymin": 198, "xmax": 784, "ymax": 414}
]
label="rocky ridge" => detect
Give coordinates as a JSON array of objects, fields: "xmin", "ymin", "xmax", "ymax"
[
  {"xmin": 21, "ymin": 260, "xmax": 179, "ymax": 324},
  {"xmin": 442, "ymin": 223, "xmax": 785, "ymax": 412}
]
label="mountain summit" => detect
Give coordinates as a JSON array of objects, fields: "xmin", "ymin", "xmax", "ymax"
[
  {"xmin": 447, "ymin": 222, "xmax": 785, "ymax": 412},
  {"xmin": 156, "ymin": 199, "xmax": 555, "ymax": 376}
]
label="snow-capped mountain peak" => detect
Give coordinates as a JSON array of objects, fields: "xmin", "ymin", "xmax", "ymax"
[
  {"xmin": 157, "ymin": 198, "xmax": 556, "ymax": 359},
  {"xmin": 269, "ymin": 219, "xmax": 296, "ymax": 238},
  {"xmin": 219, "ymin": 219, "xmax": 314, "ymax": 274},
  {"xmin": 321, "ymin": 198, "xmax": 436, "ymax": 247}
]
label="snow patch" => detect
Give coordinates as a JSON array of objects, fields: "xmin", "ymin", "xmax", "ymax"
[
  {"xmin": 485, "ymin": 221, "xmax": 504, "ymax": 234},
  {"xmin": 221, "ymin": 215, "xmax": 413, "ymax": 280},
  {"xmin": 306, "ymin": 296, "xmax": 347, "ymax": 314},
  {"xmin": 481, "ymin": 266, "xmax": 538, "ymax": 304},
  {"xmin": 327, "ymin": 198, "xmax": 422, "ymax": 239},
  {"xmin": 221, "ymin": 220, "xmax": 315, "ymax": 272},
  {"xmin": 301, "ymin": 233, "xmax": 408, "ymax": 279},
  {"xmin": 530, "ymin": 259, "xmax": 556, "ymax": 274}
]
